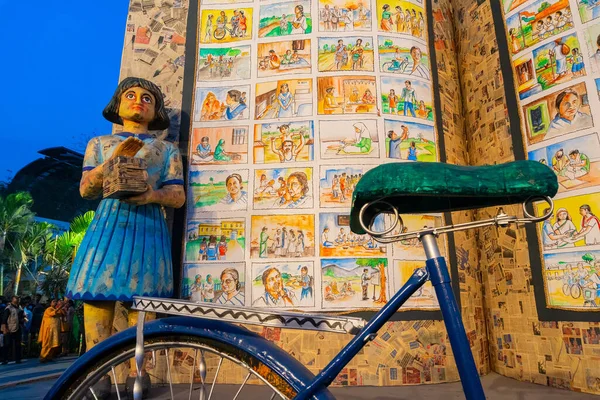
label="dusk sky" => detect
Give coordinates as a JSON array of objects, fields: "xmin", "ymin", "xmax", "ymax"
[{"xmin": 0, "ymin": 2, "xmax": 129, "ymax": 181}]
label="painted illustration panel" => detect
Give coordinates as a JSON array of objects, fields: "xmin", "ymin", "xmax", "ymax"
[
  {"xmin": 253, "ymin": 167, "xmax": 314, "ymax": 210},
  {"xmin": 577, "ymin": 0, "xmax": 600, "ymax": 23},
  {"xmin": 255, "ymin": 79, "xmax": 313, "ymax": 119},
  {"xmin": 380, "ymin": 76, "xmax": 433, "ymax": 121},
  {"xmin": 384, "ymin": 119, "xmax": 436, "ymax": 161},
  {"xmin": 319, "ymin": 212, "xmax": 388, "ymax": 257},
  {"xmin": 254, "ymin": 121, "xmax": 314, "ymax": 163},
  {"xmin": 250, "ymin": 214, "xmax": 315, "ymax": 259},
  {"xmin": 506, "ymin": 0, "xmax": 573, "ymax": 54},
  {"xmin": 319, "ymin": 120, "xmax": 380, "ymax": 159},
  {"xmin": 378, "ymin": 36, "xmax": 431, "ymax": 80},
  {"xmin": 321, "ymin": 258, "xmax": 389, "ymax": 310},
  {"xmin": 523, "ymin": 82, "xmax": 593, "ymax": 145},
  {"xmin": 317, "ymin": 36, "xmax": 374, "ymax": 72},
  {"xmin": 375, "ymin": 0, "xmax": 426, "ymax": 41},
  {"xmin": 318, "ymin": 0, "xmax": 372, "ymax": 32},
  {"xmin": 503, "ymin": 0, "xmax": 530, "ymax": 14},
  {"xmin": 194, "ymin": 85, "xmax": 250, "ymax": 121},
  {"xmin": 316, "ymin": 76, "xmax": 377, "ymax": 115},
  {"xmin": 251, "ymin": 262, "xmax": 316, "ymax": 308},
  {"xmin": 182, "ymin": 263, "xmax": 246, "ymax": 306},
  {"xmin": 190, "ymin": 126, "xmax": 248, "ymax": 165},
  {"xmin": 542, "ymin": 250, "xmax": 600, "ymax": 309},
  {"xmin": 197, "ymin": 45, "xmax": 251, "ymax": 81},
  {"xmin": 535, "ymin": 192, "xmax": 600, "ymax": 251},
  {"xmin": 185, "ymin": 219, "xmax": 245, "ymax": 262},
  {"xmin": 199, "ymin": 8, "xmax": 253, "ymax": 44},
  {"xmin": 319, "ymin": 166, "xmax": 370, "ymax": 208},
  {"xmin": 393, "ymin": 260, "xmax": 439, "ymax": 309},
  {"xmin": 202, "ymin": 0, "xmax": 252, "ymax": 4},
  {"xmin": 391, "ymin": 214, "xmax": 446, "ymax": 259},
  {"xmin": 583, "ymin": 22, "xmax": 600, "ymax": 74},
  {"xmin": 528, "ymin": 133, "xmax": 600, "ymax": 194},
  {"xmin": 258, "ymin": 0, "xmax": 312, "ymax": 38},
  {"xmin": 257, "ymin": 39, "xmax": 312, "ymax": 77},
  {"xmin": 188, "ymin": 168, "xmax": 249, "ymax": 214},
  {"xmin": 518, "ymin": 33, "xmax": 586, "ymax": 101}
]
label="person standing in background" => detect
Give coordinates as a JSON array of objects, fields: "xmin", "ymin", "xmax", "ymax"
[
  {"xmin": 1, "ymin": 296, "xmax": 24, "ymax": 364},
  {"xmin": 61, "ymin": 299, "xmax": 75, "ymax": 356}
]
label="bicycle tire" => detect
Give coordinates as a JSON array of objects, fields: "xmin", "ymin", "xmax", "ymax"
[
  {"xmin": 571, "ymin": 284, "xmax": 582, "ymax": 299},
  {"xmin": 47, "ymin": 317, "xmax": 335, "ymax": 400},
  {"xmin": 562, "ymin": 283, "xmax": 570, "ymax": 296},
  {"xmin": 214, "ymin": 28, "xmax": 226, "ymax": 40}
]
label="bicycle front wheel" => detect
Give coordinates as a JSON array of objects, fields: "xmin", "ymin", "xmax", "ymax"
[
  {"xmin": 571, "ymin": 284, "xmax": 582, "ymax": 299},
  {"xmin": 47, "ymin": 317, "xmax": 334, "ymax": 400},
  {"xmin": 214, "ymin": 28, "xmax": 226, "ymax": 40}
]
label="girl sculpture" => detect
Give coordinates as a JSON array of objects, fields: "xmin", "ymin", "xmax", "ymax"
[{"xmin": 66, "ymin": 77, "xmax": 185, "ymax": 352}]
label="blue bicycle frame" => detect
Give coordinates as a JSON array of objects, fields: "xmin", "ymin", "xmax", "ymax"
[{"xmin": 295, "ymin": 231, "xmax": 485, "ymax": 400}]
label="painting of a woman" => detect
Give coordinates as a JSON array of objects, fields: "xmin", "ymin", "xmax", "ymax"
[
  {"xmin": 339, "ymin": 122, "xmax": 372, "ymax": 154},
  {"xmin": 215, "ymin": 268, "xmax": 245, "ymax": 306},
  {"xmin": 552, "ymin": 208, "xmax": 577, "ymax": 248},
  {"xmin": 380, "ymin": 4, "xmax": 393, "ymax": 31},
  {"xmin": 277, "ymin": 83, "xmax": 294, "ymax": 118},
  {"xmin": 291, "ymin": 5, "xmax": 308, "ymax": 34},
  {"xmin": 260, "ymin": 227, "xmax": 270, "ymax": 258},
  {"xmin": 213, "ymin": 139, "xmax": 232, "ymax": 161}
]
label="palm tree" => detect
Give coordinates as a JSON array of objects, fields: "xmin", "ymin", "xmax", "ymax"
[
  {"xmin": 13, "ymin": 221, "xmax": 54, "ymax": 294},
  {"xmin": 0, "ymin": 192, "xmax": 35, "ymax": 295},
  {"xmin": 42, "ymin": 211, "xmax": 95, "ymax": 298}
]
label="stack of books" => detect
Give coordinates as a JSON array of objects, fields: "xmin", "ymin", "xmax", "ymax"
[{"xmin": 103, "ymin": 156, "xmax": 148, "ymax": 199}]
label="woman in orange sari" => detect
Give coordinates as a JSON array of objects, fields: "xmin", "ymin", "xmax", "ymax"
[{"xmin": 38, "ymin": 299, "xmax": 65, "ymax": 363}]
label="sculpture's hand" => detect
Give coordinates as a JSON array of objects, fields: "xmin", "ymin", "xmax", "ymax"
[
  {"xmin": 112, "ymin": 137, "xmax": 145, "ymax": 159},
  {"xmin": 123, "ymin": 184, "xmax": 155, "ymax": 206}
]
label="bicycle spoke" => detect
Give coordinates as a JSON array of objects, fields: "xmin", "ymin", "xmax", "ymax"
[
  {"xmin": 198, "ymin": 350, "xmax": 207, "ymax": 400},
  {"xmin": 268, "ymin": 393, "xmax": 277, "ymax": 400},
  {"xmin": 88, "ymin": 387, "xmax": 99, "ymax": 400},
  {"xmin": 111, "ymin": 367, "xmax": 122, "ymax": 400},
  {"xmin": 165, "ymin": 348, "xmax": 174, "ymax": 400},
  {"xmin": 233, "ymin": 372, "xmax": 251, "ymax": 400},
  {"xmin": 189, "ymin": 350, "xmax": 198, "ymax": 400},
  {"xmin": 208, "ymin": 357, "xmax": 223, "ymax": 400}
]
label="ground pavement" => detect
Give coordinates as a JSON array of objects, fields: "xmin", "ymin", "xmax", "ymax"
[{"xmin": 0, "ymin": 358, "xmax": 598, "ymax": 399}]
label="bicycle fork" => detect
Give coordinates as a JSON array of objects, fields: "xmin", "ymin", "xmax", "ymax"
[{"xmin": 295, "ymin": 232, "xmax": 485, "ymax": 400}]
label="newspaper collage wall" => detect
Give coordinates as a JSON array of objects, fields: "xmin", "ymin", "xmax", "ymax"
[
  {"xmin": 181, "ymin": 0, "xmax": 446, "ymax": 313},
  {"xmin": 451, "ymin": 0, "xmax": 600, "ymax": 393},
  {"xmin": 503, "ymin": 0, "xmax": 600, "ymax": 310}
]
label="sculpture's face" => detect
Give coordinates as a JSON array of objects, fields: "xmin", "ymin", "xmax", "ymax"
[{"xmin": 119, "ymin": 87, "xmax": 156, "ymax": 124}]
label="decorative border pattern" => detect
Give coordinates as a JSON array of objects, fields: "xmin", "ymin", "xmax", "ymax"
[{"xmin": 132, "ymin": 296, "xmax": 366, "ymax": 334}]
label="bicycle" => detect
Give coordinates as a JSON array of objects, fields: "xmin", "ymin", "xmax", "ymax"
[
  {"xmin": 213, "ymin": 24, "xmax": 243, "ymax": 41},
  {"xmin": 46, "ymin": 160, "xmax": 558, "ymax": 400},
  {"xmin": 563, "ymin": 275, "xmax": 583, "ymax": 299}
]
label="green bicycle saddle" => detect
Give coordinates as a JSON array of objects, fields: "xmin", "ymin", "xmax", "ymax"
[{"xmin": 350, "ymin": 160, "xmax": 558, "ymax": 234}]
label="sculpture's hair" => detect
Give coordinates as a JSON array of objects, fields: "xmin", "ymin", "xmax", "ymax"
[{"xmin": 103, "ymin": 77, "xmax": 170, "ymax": 131}]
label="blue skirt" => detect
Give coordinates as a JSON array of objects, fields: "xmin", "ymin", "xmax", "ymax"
[{"xmin": 66, "ymin": 199, "xmax": 173, "ymax": 301}]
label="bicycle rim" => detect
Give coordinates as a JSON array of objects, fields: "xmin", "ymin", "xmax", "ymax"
[{"xmin": 61, "ymin": 335, "xmax": 296, "ymax": 400}]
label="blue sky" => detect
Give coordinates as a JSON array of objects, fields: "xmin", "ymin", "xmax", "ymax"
[{"xmin": 0, "ymin": 1, "xmax": 129, "ymax": 181}]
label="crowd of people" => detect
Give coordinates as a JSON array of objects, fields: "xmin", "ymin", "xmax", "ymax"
[
  {"xmin": 0, "ymin": 295, "xmax": 77, "ymax": 365},
  {"xmin": 380, "ymin": 4, "xmax": 426, "ymax": 39},
  {"xmin": 330, "ymin": 172, "xmax": 362, "ymax": 202}
]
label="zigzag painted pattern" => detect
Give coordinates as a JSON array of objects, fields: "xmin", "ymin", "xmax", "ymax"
[{"xmin": 135, "ymin": 299, "xmax": 360, "ymax": 333}]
